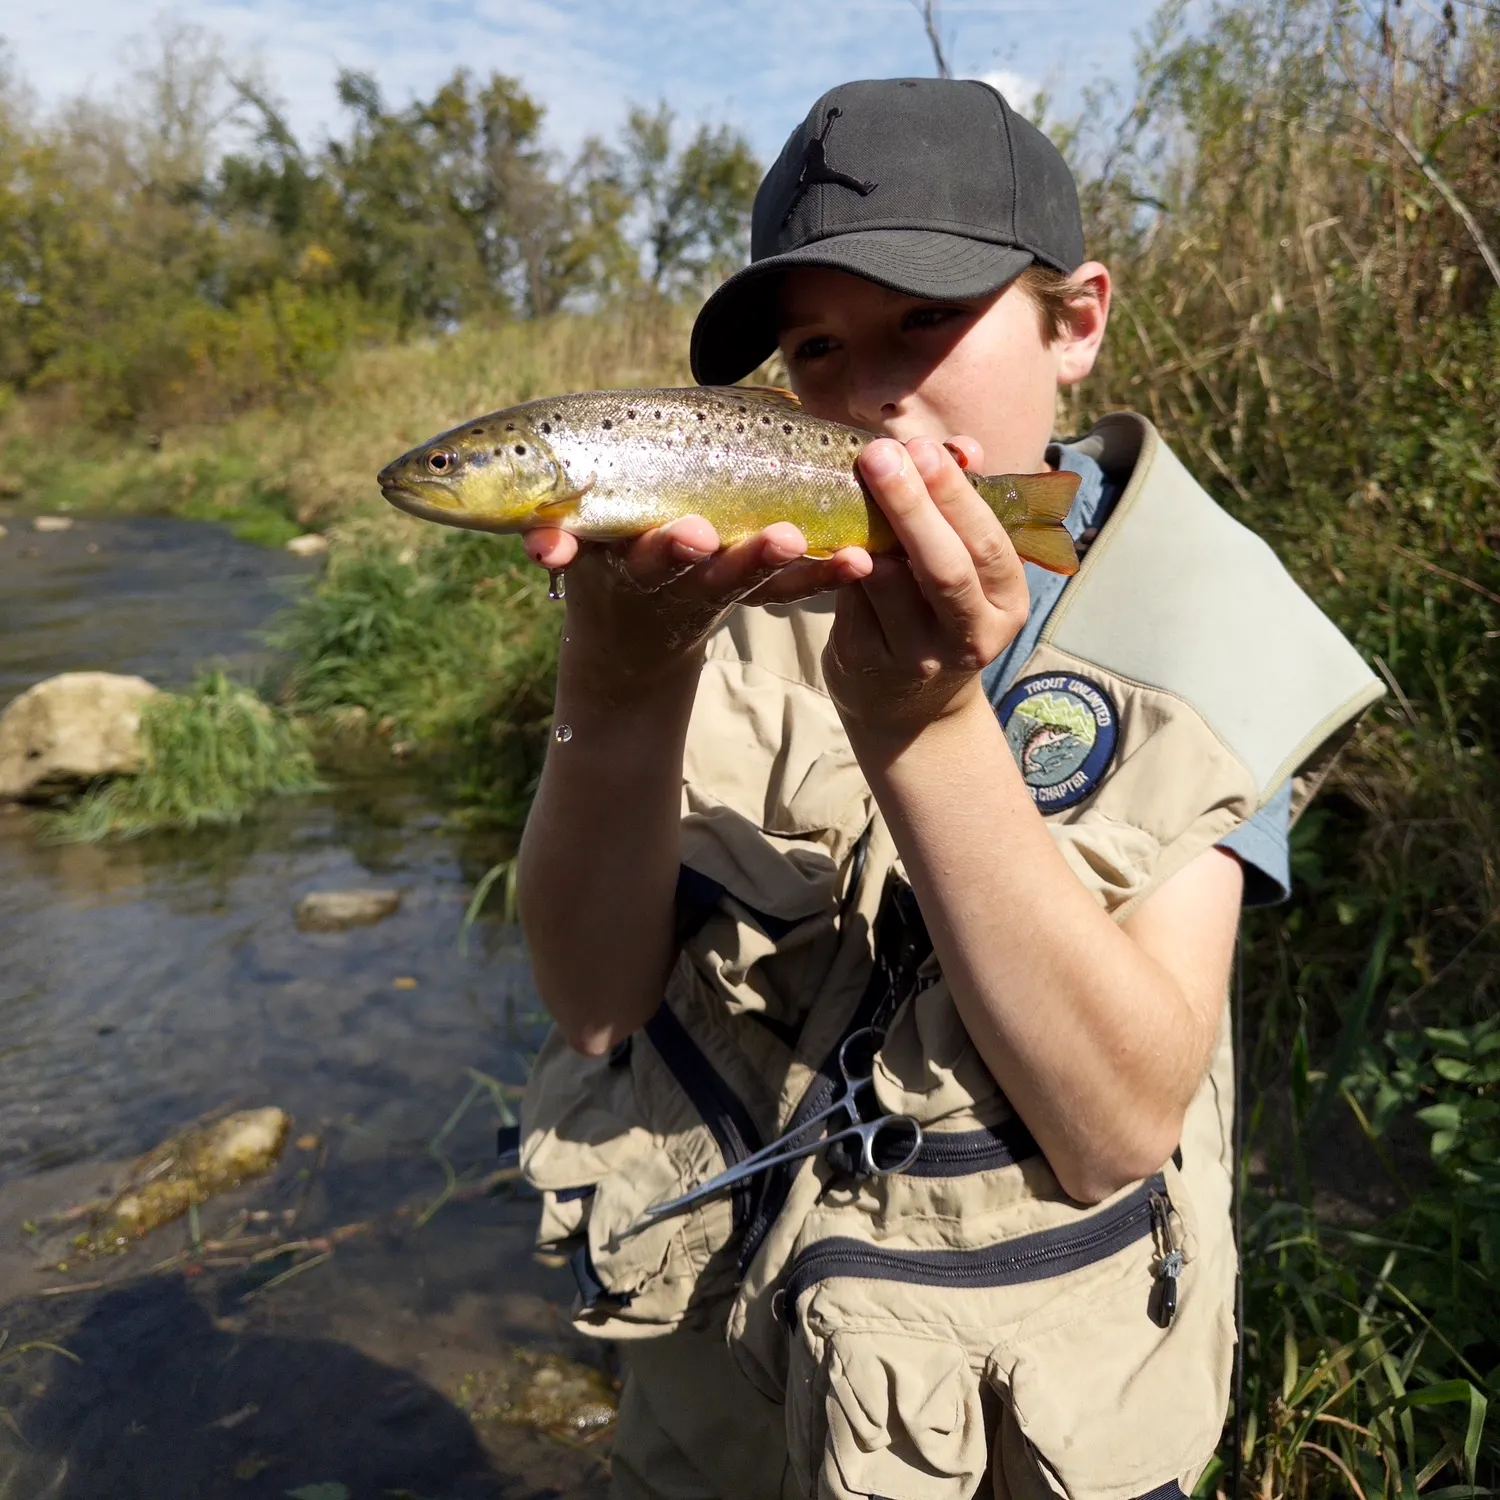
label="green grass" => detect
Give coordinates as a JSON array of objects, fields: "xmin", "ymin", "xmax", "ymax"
[
  {"xmin": 269, "ymin": 530, "xmax": 563, "ymax": 827},
  {"xmin": 42, "ymin": 672, "xmax": 321, "ymax": 842}
]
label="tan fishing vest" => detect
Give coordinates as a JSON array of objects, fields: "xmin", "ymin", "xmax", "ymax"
[{"xmin": 521, "ymin": 413, "xmax": 1383, "ymax": 1500}]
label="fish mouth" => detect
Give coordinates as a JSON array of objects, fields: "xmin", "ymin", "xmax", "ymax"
[{"xmin": 378, "ymin": 479, "xmax": 517, "ymax": 536}]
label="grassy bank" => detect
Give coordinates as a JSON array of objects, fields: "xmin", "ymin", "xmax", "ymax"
[{"xmin": 40, "ymin": 674, "xmax": 321, "ymax": 843}]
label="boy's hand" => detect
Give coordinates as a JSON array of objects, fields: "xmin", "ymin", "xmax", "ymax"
[
  {"xmin": 823, "ymin": 435, "xmax": 1030, "ymax": 736},
  {"xmin": 525, "ymin": 522, "xmax": 871, "ymax": 701}
]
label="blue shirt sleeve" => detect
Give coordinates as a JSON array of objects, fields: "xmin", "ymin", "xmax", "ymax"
[{"xmin": 1217, "ymin": 779, "xmax": 1292, "ymax": 906}]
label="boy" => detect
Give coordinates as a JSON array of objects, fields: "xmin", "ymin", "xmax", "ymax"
[{"xmin": 517, "ymin": 79, "xmax": 1380, "ymax": 1500}]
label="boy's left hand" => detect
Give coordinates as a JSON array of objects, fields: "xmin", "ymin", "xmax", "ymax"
[{"xmin": 822, "ymin": 435, "xmax": 1031, "ymax": 736}]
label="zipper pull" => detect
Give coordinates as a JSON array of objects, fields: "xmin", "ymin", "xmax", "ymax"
[{"xmin": 1151, "ymin": 1192, "xmax": 1183, "ymax": 1328}]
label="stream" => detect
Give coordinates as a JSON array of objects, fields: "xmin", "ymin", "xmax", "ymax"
[{"xmin": 0, "ymin": 516, "xmax": 610, "ymax": 1500}]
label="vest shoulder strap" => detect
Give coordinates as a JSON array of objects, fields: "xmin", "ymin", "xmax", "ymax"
[{"xmin": 1044, "ymin": 413, "xmax": 1383, "ymax": 813}]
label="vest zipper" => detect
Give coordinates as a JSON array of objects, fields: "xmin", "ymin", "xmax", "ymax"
[
  {"xmin": 782, "ymin": 1175, "xmax": 1166, "ymax": 1328},
  {"xmin": 901, "ymin": 1120, "xmax": 1039, "ymax": 1176},
  {"xmin": 644, "ymin": 1005, "xmax": 766, "ymax": 1237}
]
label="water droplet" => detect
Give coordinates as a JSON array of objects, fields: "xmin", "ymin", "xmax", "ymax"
[
  {"xmin": 548, "ymin": 568, "xmax": 566, "ymax": 601},
  {"xmin": 554, "ymin": 723, "xmax": 573, "ymax": 743}
]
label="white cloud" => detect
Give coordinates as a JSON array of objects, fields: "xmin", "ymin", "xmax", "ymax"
[{"xmin": 975, "ymin": 67, "xmax": 1044, "ymax": 113}]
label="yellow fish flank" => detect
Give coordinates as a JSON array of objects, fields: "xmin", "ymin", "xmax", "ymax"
[{"xmin": 377, "ymin": 386, "xmax": 1080, "ymax": 575}]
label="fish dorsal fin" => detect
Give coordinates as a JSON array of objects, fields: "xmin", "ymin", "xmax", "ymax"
[{"xmin": 718, "ymin": 384, "xmax": 803, "ymax": 407}]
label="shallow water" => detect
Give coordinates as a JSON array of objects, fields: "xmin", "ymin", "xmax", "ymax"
[{"xmin": 0, "ymin": 516, "xmax": 608, "ymax": 1499}]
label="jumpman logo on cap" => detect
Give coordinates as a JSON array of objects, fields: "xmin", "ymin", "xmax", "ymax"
[{"xmin": 781, "ymin": 108, "xmax": 877, "ymax": 226}]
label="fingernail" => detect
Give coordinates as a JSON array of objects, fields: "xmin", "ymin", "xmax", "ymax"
[
  {"xmin": 860, "ymin": 442, "xmax": 903, "ymax": 480},
  {"xmin": 943, "ymin": 441, "xmax": 970, "ymax": 471},
  {"xmin": 910, "ymin": 440, "xmax": 943, "ymax": 480},
  {"xmin": 672, "ymin": 539, "xmax": 707, "ymax": 561}
]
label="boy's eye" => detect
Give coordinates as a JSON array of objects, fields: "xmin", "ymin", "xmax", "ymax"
[
  {"xmin": 791, "ymin": 334, "xmax": 836, "ymax": 363},
  {"xmin": 902, "ymin": 305, "xmax": 967, "ymax": 332}
]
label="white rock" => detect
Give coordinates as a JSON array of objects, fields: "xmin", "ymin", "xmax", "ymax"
[
  {"xmin": 295, "ymin": 888, "xmax": 403, "ymax": 932},
  {"xmin": 0, "ymin": 672, "xmax": 160, "ymax": 801},
  {"xmin": 0, "ymin": 524, "xmax": 8, "ymax": 540},
  {"xmin": 285, "ymin": 533, "xmax": 330, "ymax": 558},
  {"xmin": 31, "ymin": 515, "xmax": 74, "ymax": 533}
]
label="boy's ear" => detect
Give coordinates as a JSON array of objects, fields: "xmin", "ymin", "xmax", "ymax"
[{"xmin": 1056, "ymin": 262, "xmax": 1112, "ymax": 388}]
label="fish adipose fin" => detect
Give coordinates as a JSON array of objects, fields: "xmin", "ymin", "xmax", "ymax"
[{"xmin": 974, "ymin": 470, "xmax": 1081, "ymax": 577}]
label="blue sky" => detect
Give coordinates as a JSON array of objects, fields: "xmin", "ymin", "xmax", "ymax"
[{"xmin": 5, "ymin": 0, "xmax": 1168, "ymax": 164}]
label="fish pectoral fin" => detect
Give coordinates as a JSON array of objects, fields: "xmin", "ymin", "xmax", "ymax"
[{"xmin": 531, "ymin": 478, "xmax": 594, "ymax": 526}]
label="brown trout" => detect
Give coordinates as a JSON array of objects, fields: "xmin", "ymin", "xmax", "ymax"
[{"xmin": 377, "ymin": 386, "xmax": 1080, "ymax": 574}]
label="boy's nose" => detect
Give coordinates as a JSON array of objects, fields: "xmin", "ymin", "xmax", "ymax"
[{"xmin": 844, "ymin": 377, "xmax": 907, "ymax": 434}]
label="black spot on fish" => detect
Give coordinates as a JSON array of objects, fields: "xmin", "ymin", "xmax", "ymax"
[
  {"xmin": 695, "ymin": 411, "xmax": 706, "ymax": 421},
  {"xmin": 627, "ymin": 409, "xmax": 636, "ymax": 419},
  {"xmin": 552, "ymin": 413, "xmax": 562, "ymax": 422},
  {"xmin": 472, "ymin": 427, "xmax": 485, "ymax": 437},
  {"xmin": 493, "ymin": 446, "xmax": 504, "ymax": 456},
  {"xmin": 515, "ymin": 445, "xmax": 527, "ymax": 455},
  {"xmin": 602, "ymin": 419, "xmax": 613, "ymax": 430},
  {"xmin": 821, "ymin": 434, "xmax": 830, "ymax": 445},
  {"xmin": 654, "ymin": 409, "xmax": 662, "ymax": 419},
  {"xmin": 761, "ymin": 415, "xmax": 771, "ymax": 425},
  {"xmin": 736, "ymin": 422, "xmax": 745, "ymax": 433},
  {"xmin": 506, "ymin": 423, "xmax": 515, "ymax": 431},
  {"xmin": 540, "ymin": 422, "xmax": 551, "ymax": 433},
  {"xmin": 783, "ymin": 423, "xmax": 793, "ymax": 434},
  {"xmin": 849, "ymin": 437, "xmax": 859, "ymax": 447}
]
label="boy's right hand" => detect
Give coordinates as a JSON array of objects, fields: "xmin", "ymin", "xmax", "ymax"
[{"xmin": 524, "ymin": 520, "xmax": 872, "ymax": 699}]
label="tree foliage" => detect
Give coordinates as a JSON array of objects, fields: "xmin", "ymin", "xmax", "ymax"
[{"xmin": 0, "ymin": 30, "xmax": 759, "ymax": 429}]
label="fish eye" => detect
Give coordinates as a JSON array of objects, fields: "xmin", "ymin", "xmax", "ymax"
[{"xmin": 426, "ymin": 449, "xmax": 458, "ymax": 474}]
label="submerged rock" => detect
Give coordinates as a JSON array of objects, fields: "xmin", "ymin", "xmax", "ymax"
[
  {"xmin": 285, "ymin": 533, "xmax": 330, "ymax": 558},
  {"xmin": 88, "ymin": 1107, "xmax": 291, "ymax": 1250},
  {"xmin": 0, "ymin": 671, "xmax": 160, "ymax": 801},
  {"xmin": 295, "ymin": 889, "xmax": 403, "ymax": 932},
  {"xmin": 458, "ymin": 1350, "xmax": 617, "ymax": 1442},
  {"xmin": 31, "ymin": 515, "xmax": 74, "ymax": 533}
]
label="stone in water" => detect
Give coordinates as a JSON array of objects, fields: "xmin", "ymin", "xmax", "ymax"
[{"xmin": 295, "ymin": 889, "xmax": 402, "ymax": 932}]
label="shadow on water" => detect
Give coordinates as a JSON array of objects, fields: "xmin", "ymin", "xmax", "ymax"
[{"xmin": 6, "ymin": 1276, "xmax": 506, "ymax": 1500}]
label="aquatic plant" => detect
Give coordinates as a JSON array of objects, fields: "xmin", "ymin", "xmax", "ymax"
[{"xmin": 42, "ymin": 672, "xmax": 321, "ymax": 842}]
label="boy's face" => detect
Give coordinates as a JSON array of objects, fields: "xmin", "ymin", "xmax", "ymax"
[{"xmin": 775, "ymin": 264, "xmax": 1109, "ymax": 474}]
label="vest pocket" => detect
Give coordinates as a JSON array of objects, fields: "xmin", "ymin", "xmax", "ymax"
[
  {"xmin": 788, "ymin": 1328, "xmax": 988, "ymax": 1500},
  {"xmin": 780, "ymin": 1166, "xmax": 1225, "ymax": 1500},
  {"xmin": 521, "ymin": 986, "xmax": 773, "ymax": 1337}
]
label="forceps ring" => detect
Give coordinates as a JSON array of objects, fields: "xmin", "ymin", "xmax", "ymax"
[{"xmin": 640, "ymin": 1027, "xmax": 924, "ymax": 1223}]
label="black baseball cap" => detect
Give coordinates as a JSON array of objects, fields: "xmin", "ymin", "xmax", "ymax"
[{"xmin": 690, "ymin": 77, "xmax": 1087, "ymax": 386}]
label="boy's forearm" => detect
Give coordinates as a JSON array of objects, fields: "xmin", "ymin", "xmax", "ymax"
[
  {"xmin": 848, "ymin": 691, "xmax": 1225, "ymax": 1202},
  {"xmin": 517, "ymin": 645, "xmax": 702, "ymax": 1055}
]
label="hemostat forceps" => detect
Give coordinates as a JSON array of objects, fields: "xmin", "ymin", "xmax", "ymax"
[{"xmin": 641, "ymin": 1027, "xmax": 923, "ymax": 1223}]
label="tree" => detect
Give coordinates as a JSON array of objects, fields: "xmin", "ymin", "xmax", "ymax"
[{"xmin": 617, "ymin": 103, "xmax": 760, "ymax": 297}]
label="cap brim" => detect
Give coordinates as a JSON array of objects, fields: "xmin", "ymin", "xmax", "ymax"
[{"xmin": 690, "ymin": 230, "xmax": 1035, "ymax": 386}]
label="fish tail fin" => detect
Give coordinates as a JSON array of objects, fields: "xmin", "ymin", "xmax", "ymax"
[{"xmin": 974, "ymin": 470, "xmax": 1081, "ymax": 577}]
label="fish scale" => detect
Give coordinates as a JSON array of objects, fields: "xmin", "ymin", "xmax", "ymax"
[{"xmin": 377, "ymin": 386, "xmax": 1079, "ymax": 574}]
